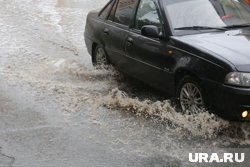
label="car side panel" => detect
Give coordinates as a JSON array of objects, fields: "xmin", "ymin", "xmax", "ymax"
[
  {"xmin": 167, "ymin": 39, "xmax": 232, "ymax": 108},
  {"xmin": 168, "ymin": 39, "xmax": 231, "ymax": 83},
  {"xmin": 125, "ymin": 31, "xmax": 175, "ymax": 95},
  {"xmin": 102, "ymin": 22, "xmax": 130, "ymax": 67}
]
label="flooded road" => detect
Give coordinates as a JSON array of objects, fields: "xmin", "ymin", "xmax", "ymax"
[{"xmin": 0, "ymin": 0, "xmax": 250, "ymax": 166}]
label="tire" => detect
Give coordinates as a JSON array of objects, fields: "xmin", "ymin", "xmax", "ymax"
[
  {"xmin": 92, "ymin": 45, "xmax": 108, "ymax": 67},
  {"xmin": 176, "ymin": 76, "xmax": 206, "ymax": 114}
]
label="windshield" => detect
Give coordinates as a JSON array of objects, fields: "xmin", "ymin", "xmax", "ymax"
[{"xmin": 164, "ymin": 0, "xmax": 250, "ymax": 33}]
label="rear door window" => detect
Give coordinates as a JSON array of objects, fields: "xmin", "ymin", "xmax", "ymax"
[
  {"xmin": 99, "ymin": 0, "xmax": 115, "ymax": 20},
  {"xmin": 108, "ymin": 0, "xmax": 118, "ymax": 21},
  {"xmin": 114, "ymin": 0, "xmax": 137, "ymax": 26}
]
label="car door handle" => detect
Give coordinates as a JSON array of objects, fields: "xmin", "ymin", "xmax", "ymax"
[
  {"xmin": 127, "ymin": 37, "xmax": 133, "ymax": 46},
  {"xmin": 103, "ymin": 28, "xmax": 109, "ymax": 35}
]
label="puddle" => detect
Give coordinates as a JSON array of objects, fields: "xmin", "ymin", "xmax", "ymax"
[
  {"xmin": 56, "ymin": 0, "xmax": 108, "ymax": 9},
  {"xmin": 56, "ymin": 0, "xmax": 83, "ymax": 8},
  {"xmin": 0, "ymin": 148, "xmax": 15, "ymax": 167}
]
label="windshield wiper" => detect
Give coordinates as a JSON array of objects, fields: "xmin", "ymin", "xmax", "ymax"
[
  {"xmin": 174, "ymin": 26, "xmax": 226, "ymax": 31},
  {"xmin": 223, "ymin": 23, "xmax": 250, "ymax": 29}
]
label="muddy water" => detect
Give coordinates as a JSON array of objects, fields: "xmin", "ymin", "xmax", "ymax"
[
  {"xmin": 57, "ymin": 0, "xmax": 107, "ymax": 8},
  {"xmin": 0, "ymin": 0, "xmax": 249, "ymax": 166}
]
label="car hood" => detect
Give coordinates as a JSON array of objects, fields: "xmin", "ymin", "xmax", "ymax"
[{"xmin": 173, "ymin": 29, "xmax": 250, "ymax": 72}]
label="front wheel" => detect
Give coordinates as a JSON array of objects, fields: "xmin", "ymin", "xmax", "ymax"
[{"xmin": 176, "ymin": 76, "xmax": 206, "ymax": 114}]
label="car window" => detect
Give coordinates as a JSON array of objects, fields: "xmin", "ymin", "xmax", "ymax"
[
  {"xmin": 99, "ymin": 0, "xmax": 114, "ymax": 20},
  {"xmin": 114, "ymin": 0, "xmax": 137, "ymax": 26},
  {"xmin": 219, "ymin": 0, "xmax": 250, "ymax": 25},
  {"xmin": 164, "ymin": 0, "xmax": 250, "ymax": 33},
  {"xmin": 108, "ymin": 0, "xmax": 118, "ymax": 21},
  {"xmin": 135, "ymin": 0, "xmax": 161, "ymax": 30}
]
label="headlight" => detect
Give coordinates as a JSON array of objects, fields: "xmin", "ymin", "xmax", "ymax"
[{"xmin": 225, "ymin": 72, "xmax": 250, "ymax": 87}]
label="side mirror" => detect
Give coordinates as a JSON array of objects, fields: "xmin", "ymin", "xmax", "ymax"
[{"xmin": 141, "ymin": 25, "xmax": 161, "ymax": 39}]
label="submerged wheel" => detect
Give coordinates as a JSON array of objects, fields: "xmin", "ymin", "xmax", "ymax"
[
  {"xmin": 176, "ymin": 76, "xmax": 205, "ymax": 114},
  {"xmin": 92, "ymin": 45, "xmax": 108, "ymax": 66}
]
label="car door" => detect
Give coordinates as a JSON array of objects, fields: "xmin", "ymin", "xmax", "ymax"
[
  {"xmin": 102, "ymin": 0, "xmax": 138, "ymax": 67},
  {"xmin": 125, "ymin": 0, "xmax": 175, "ymax": 94}
]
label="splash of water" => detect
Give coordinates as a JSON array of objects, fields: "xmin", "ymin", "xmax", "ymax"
[{"xmin": 96, "ymin": 88, "xmax": 231, "ymax": 139}]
